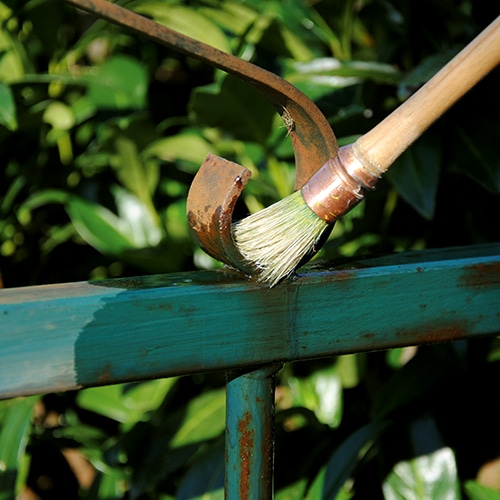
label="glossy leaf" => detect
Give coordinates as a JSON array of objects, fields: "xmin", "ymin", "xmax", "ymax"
[
  {"xmin": 384, "ymin": 416, "xmax": 461, "ymax": 499},
  {"xmin": 286, "ymin": 58, "xmax": 400, "ymax": 89},
  {"xmin": 286, "ymin": 57, "xmax": 400, "ymax": 101},
  {"xmin": 0, "ymin": 397, "xmax": 36, "ymax": 499},
  {"xmin": 170, "ymin": 389, "xmax": 226, "ymax": 447},
  {"xmin": 66, "ymin": 195, "xmax": 136, "ymax": 254},
  {"xmin": 197, "ymin": 1, "xmax": 258, "ymax": 38},
  {"xmin": 0, "ymin": 28, "xmax": 28, "ymax": 82},
  {"xmin": 288, "ymin": 364, "xmax": 342, "ymax": 428},
  {"xmin": 112, "ymin": 185, "xmax": 163, "ymax": 248},
  {"xmin": 132, "ymin": 2, "xmax": 230, "ymax": 53},
  {"xmin": 78, "ymin": 379, "xmax": 175, "ymax": 427},
  {"xmin": 143, "ymin": 132, "xmax": 215, "ymax": 173},
  {"xmin": 383, "ymin": 447, "xmax": 461, "ymax": 500}
]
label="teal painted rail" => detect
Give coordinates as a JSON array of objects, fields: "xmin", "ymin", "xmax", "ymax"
[{"xmin": 1, "ymin": 243, "xmax": 500, "ymax": 497}]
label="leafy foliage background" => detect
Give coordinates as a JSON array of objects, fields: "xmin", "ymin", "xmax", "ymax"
[{"xmin": 0, "ymin": 0, "xmax": 499, "ymax": 498}]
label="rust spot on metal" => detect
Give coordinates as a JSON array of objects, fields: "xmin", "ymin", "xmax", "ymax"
[
  {"xmin": 332, "ymin": 270, "xmax": 357, "ymax": 281},
  {"xmin": 238, "ymin": 411, "xmax": 254, "ymax": 499},
  {"xmin": 460, "ymin": 262, "xmax": 500, "ymax": 288},
  {"xmin": 99, "ymin": 365, "xmax": 111, "ymax": 383},
  {"xmin": 397, "ymin": 324, "xmax": 467, "ymax": 344}
]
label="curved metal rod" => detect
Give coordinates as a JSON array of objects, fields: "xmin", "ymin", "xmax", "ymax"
[{"xmin": 64, "ymin": 0, "xmax": 338, "ymax": 272}]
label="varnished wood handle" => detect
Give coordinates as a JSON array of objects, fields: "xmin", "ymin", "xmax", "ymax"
[{"xmin": 353, "ymin": 16, "xmax": 500, "ymax": 176}]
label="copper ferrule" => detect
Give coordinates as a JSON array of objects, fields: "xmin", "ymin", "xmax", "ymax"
[{"xmin": 301, "ymin": 144, "xmax": 381, "ymax": 223}]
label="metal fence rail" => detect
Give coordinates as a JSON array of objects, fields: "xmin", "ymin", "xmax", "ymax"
[{"xmin": 1, "ymin": 243, "xmax": 500, "ymax": 497}]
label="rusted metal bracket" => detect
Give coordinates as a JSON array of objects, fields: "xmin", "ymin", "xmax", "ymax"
[
  {"xmin": 64, "ymin": 0, "xmax": 338, "ymax": 273},
  {"xmin": 186, "ymin": 154, "xmax": 254, "ymax": 273}
]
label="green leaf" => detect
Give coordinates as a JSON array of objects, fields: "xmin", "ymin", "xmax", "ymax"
[
  {"xmin": 65, "ymin": 195, "xmax": 136, "ymax": 255},
  {"xmin": 383, "ymin": 447, "xmax": 461, "ymax": 499},
  {"xmin": 143, "ymin": 132, "xmax": 215, "ymax": 173},
  {"xmin": 77, "ymin": 385, "xmax": 136, "ymax": 424},
  {"xmin": 87, "ymin": 55, "xmax": 147, "ymax": 110},
  {"xmin": 78, "ymin": 379, "xmax": 175, "ymax": 428},
  {"xmin": 0, "ymin": 29, "xmax": 29, "ymax": 82},
  {"xmin": 189, "ymin": 75, "xmax": 276, "ymax": 144},
  {"xmin": 464, "ymin": 480, "xmax": 500, "ymax": 500},
  {"xmin": 284, "ymin": 58, "xmax": 400, "ymax": 101},
  {"xmin": 204, "ymin": 0, "xmax": 313, "ymax": 60},
  {"xmin": 0, "ymin": 82, "xmax": 17, "ymax": 131},
  {"xmin": 386, "ymin": 134, "xmax": 441, "ymax": 220},
  {"xmin": 197, "ymin": 1, "xmax": 258, "ymax": 37},
  {"xmin": 132, "ymin": 2, "xmax": 230, "ymax": 53},
  {"xmin": 288, "ymin": 364, "xmax": 342, "ymax": 428},
  {"xmin": 170, "ymin": 389, "xmax": 226, "ymax": 447},
  {"xmin": 112, "ymin": 186, "xmax": 163, "ymax": 248},
  {"xmin": 287, "ymin": 57, "xmax": 400, "ymax": 85},
  {"xmin": 0, "ymin": 397, "xmax": 36, "ymax": 499}
]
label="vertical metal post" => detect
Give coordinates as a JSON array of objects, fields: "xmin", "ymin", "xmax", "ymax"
[{"xmin": 225, "ymin": 364, "xmax": 282, "ymax": 499}]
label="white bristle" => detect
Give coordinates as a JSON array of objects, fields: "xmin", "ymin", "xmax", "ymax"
[{"xmin": 232, "ymin": 191, "xmax": 329, "ymax": 287}]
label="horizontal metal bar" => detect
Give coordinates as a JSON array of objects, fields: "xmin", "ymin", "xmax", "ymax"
[{"xmin": 0, "ymin": 244, "xmax": 499, "ymax": 399}]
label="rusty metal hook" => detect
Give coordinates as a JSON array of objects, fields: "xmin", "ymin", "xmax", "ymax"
[{"xmin": 64, "ymin": 0, "xmax": 339, "ymax": 273}]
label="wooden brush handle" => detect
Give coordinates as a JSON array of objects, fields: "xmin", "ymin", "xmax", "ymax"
[{"xmin": 353, "ymin": 16, "xmax": 500, "ymax": 176}]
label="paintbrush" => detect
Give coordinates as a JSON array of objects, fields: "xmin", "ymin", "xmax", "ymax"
[{"xmin": 233, "ymin": 16, "xmax": 500, "ymax": 287}]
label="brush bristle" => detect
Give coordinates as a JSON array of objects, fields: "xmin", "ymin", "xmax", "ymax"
[{"xmin": 232, "ymin": 191, "xmax": 329, "ymax": 287}]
